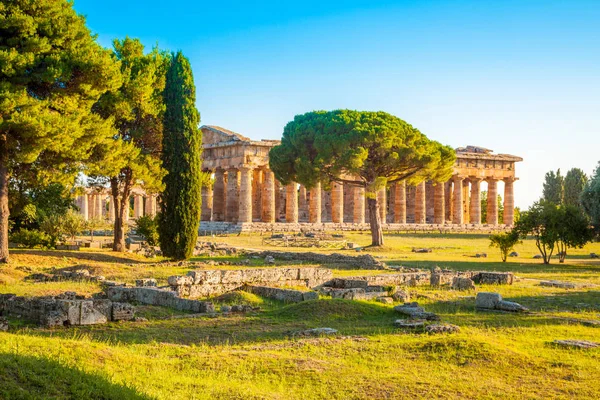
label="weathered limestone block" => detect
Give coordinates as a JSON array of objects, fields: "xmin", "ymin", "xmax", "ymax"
[
  {"xmin": 135, "ymin": 279, "xmax": 157, "ymax": 287},
  {"xmin": 167, "ymin": 275, "xmax": 193, "ymax": 286},
  {"xmin": 394, "ymin": 319, "xmax": 425, "ymax": 329},
  {"xmin": 394, "ymin": 302, "xmax": 440, "ymax": 320},
  {"xmin": 0, "ymin": 317, "xmax": 8, "ymax": 332},
  {"xmin": 330, "ymin": 288, "xmax": 366, "ymax": 300},
  {"xmin": 475, "ymin": 292, "xmax": 502, "ymax": 309},
  {"xmin": 472, "ymin": 272, "xmax": 513, "ymax": 285},
  {"xmin": 425, "ymin": 324, "xmax": 460, "ymax": 334},
  {"xmin": 80, "ymin": 301, "xmax": 108, "ymax": 325},
  {"xmin": 392, "ymin": 289, "xmax": 410, "ymax": 302},
  {"xmin": 111, "ymin": 302, "xmax": 135, "ymax": 321},
  {"xmin": 430, "ymin": 273, "xmax": 454, "ymax": 287},
  {"xmin": 452, "ymin": 277, "xmax": 475, "ymax": 291},
  {"xmin": 329, "ymin": 278, "xmax": 369, "ymax": 289}
]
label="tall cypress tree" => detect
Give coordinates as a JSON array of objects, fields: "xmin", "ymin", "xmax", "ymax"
[{"xmin": 158, "ymin": 52, "xmax": 202, "ymax": 259}]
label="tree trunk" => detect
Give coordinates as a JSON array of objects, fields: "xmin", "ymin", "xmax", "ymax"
[
  {"xmin": 367, "ymin": 196, "xmax": 384, "ymax": 246},
  {"xmin": 0, "ymin": 137, "xmax": 9, "ymax": 263},
  {"xmin": 111, "ymin": 177, "xmax": 130, "ymax": 252}
]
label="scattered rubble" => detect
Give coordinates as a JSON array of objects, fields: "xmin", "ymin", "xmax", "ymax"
[
  {"xmin": 391, "ymin": 289, "xmax": 411, "ymax": 303},
  {"xmin": 412, "ymin": 248, "xmax": 432, "ymax": 253},
  {"xmin": 475, "ymin": 292, "xmax": 528, "ymax": 312},
  {"xmin": 135, "ymin": 279, "xmax": 157, "ymax": 287},
  {"xmin": 394, "ymin": 319, "xmax": 425, "ymax": 329},
  {"xmin": 243, "ymin": 285, "xmax": 318, "ymax": 303},
  {"xmin": 249, "ymin": 251, "xmax": 388, "ymax": 270},
  {"xmin": 540, "ymin": 280, "xmax": 596, "ymax": 289},
  {"xmin": 27, "ymin": 269, "xmax": 106, "ymax": 283},
  {"xmin": 0, "ymin": 317, "xmax": 8, "ymax": 332},
  {"xmin": 425, "ymin": 324, "xmax": 460, "ymax": 334},
  {"xmin": 376, "ymin": 296, "xmax": 394, "ymax": 304}
]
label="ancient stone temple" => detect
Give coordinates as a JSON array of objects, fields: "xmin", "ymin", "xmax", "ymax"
[
  {"xmin": 199, "ymin": 126, "xmax": 523, "ymax": 232},
  {"xmin": 74, "ymin": 188, "xmax": 157, "ymax": 222}
]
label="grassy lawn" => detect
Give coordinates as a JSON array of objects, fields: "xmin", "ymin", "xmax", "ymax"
[{"xmin": 1, "ymin": 232, "xmax": 599, "ymax": 399}]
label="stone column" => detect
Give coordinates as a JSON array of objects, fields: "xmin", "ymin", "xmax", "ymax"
[
  {"xmin": 124, "ymin": 196, "xmax": 130, "ymax": 222},
  {"xmin": 426, "ymin": 181, "xmax": 435, "ymax": 223},
  {"xmin": 453, "ymin": 176, "xmax": 464, "ymax": 224},
  {"xmin": 331, "ymin": 182, "xmax": 344, "ymax": 223},
  {"xmin": 353, "ymin": 186, "xmax": 365, "ymax": 224},
  {"xmin": 377, "ymin": 187, "xmax": 387, "ymax": 223},
  {"xmin": 133, "ymin": 194, "xmax": 143, "ymax": 219},
  {"xmin": 87, "ymin": 194, "xmax": 95, "ymax": 219},
  {"xmin": 393, "ymin": 181, "xmax": 406, "ymax": 224},
  {"xmin": 252, "ymin": 169, "xmax": 263, "ymax": 221},
  {"xmin": 503, "ymin": 178, "xmax": 515, "ymax": 225},
  {"xmin": 285, "ymin": 183, "xmax": 298, "ymax": 223},
  {"xmin": 212, "ymin": 169, "xmax": 225, "ymax": 221},
  {"xmin": 309, "ymin": 182, "xmax": 322, "ymax": 223},
  {"xmin": 226, "ymin": 168, "xmax": 239, "ymax": 222},
  {"xmin": 433, "ymin": 182, "xmax": 445, "ymax": 224},
  {"xmin": 487, "ymin": 178, "xmax": 498, "ymax": 225},
  {"xmin": 298, "ymin": 185, "xmax": 308, "ymax": 222},
  {"xmin": 238, "ymin": 167, "xmax": 253, "ymax": 223},
  {"xmin": 445, "ymin": 181, "xmax": 453, "ymax": 222},
  {"xmin": 262, "ymin": 169, "xmax": 276, "ymax": 223},
  {"xmin": 275, "ymin": 180, "xmax": 285, "ymax": 222},
  {"xmin": 108, "ymin": 196, "xmax": 115, "ymax": 222},
  {"xmin": 144, "ymin": 195, "xmax": 155, "ymax": 218},
  {"xmin": 462, "ymin": 180, "xmax": 470, "ymax": 223},
  {"xmin": 469, "ymin": 178, "xmax": 482, "ymax": 224},
  {"xmin": 79, "ymin": 195, "xmax": 89, "ymax": 221},
  {"xmin": 200, "ymin": 185, "xmax": 213, "ymax": 221},
  {"xmin": 414, "ymin": 181, "xmax": 426, "ymax": 224}
]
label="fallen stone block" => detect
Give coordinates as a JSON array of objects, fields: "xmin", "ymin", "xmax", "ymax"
[
  {"xmin": 111, "ymin": 302, "xmax": 135, "ymax": 321},
  {"xmin": 509, "ymin": 251, "xmax": 519, "ymax": 257},
  {"xmin": 472, "ymin": 272, "xmax": 514, "ymax": 285},
  {"xmin": 496, "ymin": 300, "xmax": 528, "ymax": 312},
  {"xmin": 394, "ymin": 319, "xmax": 425, "ymax": 329},
  {"xmin": 475, "ymin": 292, "xmax": 502, "ymax": 309},
  {"xmin": 553, "ymin": 340, "xmax": 599, "ymax": 349},
  {"xmin": 80, "ymin": 301, "xmax": 108, "ymax": 325},
  {"xmin": 391, "ymin": 289, "xmax": 410, "ymax": 303},
  {"xmin": 540, "ymin": 280, "xmax": 595, "ymax": 289},
  {"xmin": 412, "ymin": 248, "xmax": 432, "ymax": 253},
  {"xmin": 330, "ymin": 288, "xmax": 366, "ymax": 300},
  {"xmin": 295, "ymin": 327, "xmax": 338, "ymax": 336},
  {"xmin": 452, "ymin": 277, "xmax": 475, "ymax": 291}
]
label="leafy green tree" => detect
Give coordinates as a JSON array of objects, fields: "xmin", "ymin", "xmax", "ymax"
[
  {"xmin": 564, "ymin": 168, "xmax": 587, "ymax": 209},
  {"xmin": 555, "ymin": 205, "xmax": 594, "ymax": 263},
  {"xmin": 0, "ymin": 0, "xmax": 120, "ymax": 262},
  {"xmin": 514, "ymin": 201, "xmax": 593, "ymax": 264},
  {"xmin": 158, "ymin": 52, "xmax": 202, "ymax": 259},
  {"xmin": 269, "ymin": 110, "xmax": 455, "ymax": 246},
  {"xmin": 60, "ymin": 210, "xmax": 86, "ymax": 241},
  {"xmin": 581, "ymin": 162, "xmax": 600, "ymax": 234},
  {"xmin": 89, "ymin": 38, "xmax": 167, "ymax": 252},
  {"xmin": 489, "ymin": 231, "xmax": 521, "ymax": 262},
  {"xmin": 135, "ymin": 215, "xmax": 159, "ymax": 246},
  {"xmin": 542, "ymin": 169, "xmax": 564, "ymax": 205}
]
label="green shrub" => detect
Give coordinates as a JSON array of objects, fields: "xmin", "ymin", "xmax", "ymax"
[
  {"xmin": 489, "ymin": 231, "xmax": 520, "ymax": 262},
  {"xmin": 135, "ymin": 215, "xmax": 160, "ymax": 246},
  {"xmin": 9, "ymin": 229, "xmax": 53, "ymax": 249}
]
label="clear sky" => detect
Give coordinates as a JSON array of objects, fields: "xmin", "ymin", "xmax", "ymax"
[{"xmin": 73, "ymin": 0, "xmax": 600, "ymax": 208}]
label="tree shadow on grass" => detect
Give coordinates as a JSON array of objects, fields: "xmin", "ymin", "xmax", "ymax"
[
  {"xmin": 0, "ymin": 352, "xmax": 151, "ymax": 399},
  {"xmin": 11, "ymin": 249, "xmax": 155, "ymax": 265}
]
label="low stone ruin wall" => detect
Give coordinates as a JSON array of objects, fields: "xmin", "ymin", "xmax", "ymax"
[
  {"xmin": 430, "ymin": 271, "xmax": 514, "ymax": 286},
  {"xmin": 242, "ymin": 285, "xmax": 319, "ymax": 303},
  {"xmin": 0, "ymin": 292, "xmax": 134, "ymax": 328},
  {"xmin": 340, "ymin": 273, "xmax": 431, "ymax": 287},
  {"xmin": 168, "ymin": 267, "xmax": 333, "ymax": 299},
  {"xmin": 199, "ymin": 221, "xmax": 511, "ymax": 234},
  {"xmin": 249, "ymin": 251, "xmax": 387, "ymax": 270},
  {"xmin": 105, "ymin": 286, "xmax": 215, "ymax": 313}
]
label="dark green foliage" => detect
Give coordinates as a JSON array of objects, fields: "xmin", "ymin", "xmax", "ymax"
[
  {"xmin": 158, "ymin": 52, "xmax": 202, "ymax": 259},
  {"xmin": 9, "ymin": 228, "xmax": 53, "ymax": 249},
  {"xmin": 564, "ymin": 168, "xmax": 587, "ymax": 209},
  {"xmin": 0, "ymin": 0, "xmax": 121, "ymax": 262},
  {"xmin": 581, "ymin": 162, "xmax": 600, "ymax": 234},
  {"xmin": 542, "ymin": 169, "xmax": 564, "ymax": 205},
  {"xmin": 489, "ymin": 231, "xmax": 520, "ymax": 262},
  {"xmin": 8, "ymin": 183, "xmax": 75, "ymax": 232},
  {"xmin": 135, "ymin": 215, "xmax": 159, "ymax": 246},
  {"xmin": 269, "ymin": 110, "xmax": 455, "ymax": 246},
  {"xmin": 513, "ymin": 201, "xmax": 593, "ymax": 264}
]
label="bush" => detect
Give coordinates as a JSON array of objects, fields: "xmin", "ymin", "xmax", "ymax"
[
  {"xmin": 135, "ymin": 215, "xmax": 160, "ymax": 246},
  {"xmin": 9, "ymin": 229, "xmax": 53, "ymax": 249},
  {"xmin": 489, "ymin": 231, "xmax": 521, "ymax": 262}
]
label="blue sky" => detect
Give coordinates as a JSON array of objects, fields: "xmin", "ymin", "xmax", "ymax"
[{"xmin": 73, "ymin": 0, "xmax": 600, "ymax": 208}]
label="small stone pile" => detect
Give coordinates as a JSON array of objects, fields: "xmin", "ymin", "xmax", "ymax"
[
  {"xmin": 392, "ymin": 302, "xmax": 459, "ymax": 334},
  {"xmin": 193, "ymin": 242, "xmax": 244, "ymax": 257},
  {"xmin": 27, "ymin": 268, "xmax": 106, "ymax": 283}
]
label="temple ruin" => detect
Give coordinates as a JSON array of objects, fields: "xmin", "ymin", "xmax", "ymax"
[
  {"xmin": 74, "ymin": 125, "xmax": 523, "ymax": 231},
  {"xmin": 199, "ymin": 126, "xmax": 523, "ymax": 231}
]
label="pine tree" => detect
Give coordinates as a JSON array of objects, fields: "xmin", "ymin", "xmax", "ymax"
[
  {"xmin": 542, "ymin": 169, "xmax": 564, "ymax": 205},
  {"xmin": 0, "ymin": 0, "xmax": 120, "ymax": 262},
  {"xmin": 563, "ymin": 168, "xmax": 587, "ymax": 209},
  {"xmin": 158, "ymin": 52, "xmax": 202, "ymax": 259}
]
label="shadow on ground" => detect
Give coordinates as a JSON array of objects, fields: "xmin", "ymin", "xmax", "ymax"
[
  {"xmin": 11, "ymin": 250, "xmax": 155, "ymax": 265},
  {"xmin": 0, "ymin": 352, "xmax": 150, "ymax": 399}
]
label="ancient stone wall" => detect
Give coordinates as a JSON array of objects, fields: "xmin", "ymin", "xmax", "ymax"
[
  {"xmin": 243, "ymin": 285, "xmax": 319, "ymax": 303},
  {"xmin": 167, "ymin": 267, "xmax": 333, "ymax": 299},
  {"xmin": 106, "ymin": 286, "xmax": 215, "ymax": 313}
]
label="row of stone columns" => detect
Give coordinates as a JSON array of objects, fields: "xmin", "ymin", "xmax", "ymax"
[
  {"xmin": 202, "ymin": 167, "xmax": 516, "ymax": 226},
  {"xmin": 76, "ymin": 193, "xmax": 157, "ymax": 222}
]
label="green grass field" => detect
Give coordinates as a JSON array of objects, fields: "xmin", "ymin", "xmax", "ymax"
[{"xmin": 1, "ymin": 232, "xmax": 599, "ymax": 399}]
